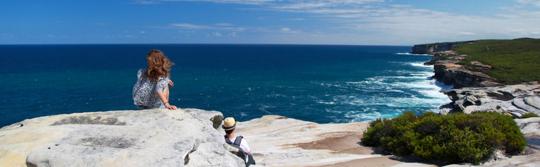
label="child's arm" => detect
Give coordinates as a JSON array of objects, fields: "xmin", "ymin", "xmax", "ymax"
[
  {"xmin": 156, "ymin": 78, "xmax": 177, "ymax": 110},
  {"xmin": 157, "ymin": 90, "xmax": 176, "ymax": 110}
]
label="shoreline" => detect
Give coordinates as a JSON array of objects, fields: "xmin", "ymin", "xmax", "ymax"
[{"xmin": 413, "ymin": 41, "xmax": 540, "ymax": 117}]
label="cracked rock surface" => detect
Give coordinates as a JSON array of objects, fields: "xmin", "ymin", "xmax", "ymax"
[{"xmin": 0, "ymin": 109, "xmax": 243, "ymax": 167}]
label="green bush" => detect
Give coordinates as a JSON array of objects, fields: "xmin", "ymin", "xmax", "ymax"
[
  {"xmin": 361, "ymin": 112, "xmax": 526, "ymax": 165},
  {"xmin": 521, "ymin": 112, "xmax": 539, "ymax": 118}
]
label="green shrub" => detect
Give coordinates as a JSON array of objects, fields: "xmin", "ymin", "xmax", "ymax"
[
  {"xmin": 361, "ymin": 112, "xmax": 526, "ymax": 165},
  {"xmin": 521, "ymin": 112, "xmax": 539, "ymax": 118}
]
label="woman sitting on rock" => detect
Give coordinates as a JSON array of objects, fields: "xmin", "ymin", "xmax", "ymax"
[{"xmin": 132, "ymin": 49, "xmax": 177, "ymax": 110}]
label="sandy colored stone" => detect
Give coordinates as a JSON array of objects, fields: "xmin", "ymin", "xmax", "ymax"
[{"xmin": 0, "ymin": 109, "xmax": 244, "ymax": 167}]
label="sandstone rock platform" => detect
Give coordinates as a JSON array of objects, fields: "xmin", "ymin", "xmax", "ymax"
[
  {"xmin": 1, "ymin": 109, "xmax": 539, "ymax": 167},
  {"xmin": 0, "ymin": 109, "xmax": 244, "ymax": 167}
]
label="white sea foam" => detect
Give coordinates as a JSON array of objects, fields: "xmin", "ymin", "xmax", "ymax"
[
  {"xmin": 396, "ymin": 52, "xmax": 432, "ymax": 56},
  {"xmin": 318, "ymin": 59, "xmax": 452, "ymax": 122},
  {"xmin": 345, "ymin": 111, "xmax": 383, "ymax": 122},
  {"xmin": 410, "ymin": 62, "xmax": 433, "ymax": 68}
]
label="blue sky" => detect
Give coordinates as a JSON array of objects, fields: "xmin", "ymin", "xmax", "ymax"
[{"xmin": 1, "ymin": 0, "xmax": 540, "ymax": 45}]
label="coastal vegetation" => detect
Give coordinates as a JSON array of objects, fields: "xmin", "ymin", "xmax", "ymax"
[
  {"xmin": 454, "ymin": 38, "xmax": 540, "ymax": 84},
  {"xmin": 361, "ymin": 112, "xmax": 526, "ymax": 165},
  {"xmin": 521, "ymin": 112, "xmax": 539, "ymax": 118}
]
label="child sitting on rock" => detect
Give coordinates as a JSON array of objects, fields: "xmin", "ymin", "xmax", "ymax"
[{"xmin": 223, "ymin": 117, "xmax": 256, "ymax": 166}]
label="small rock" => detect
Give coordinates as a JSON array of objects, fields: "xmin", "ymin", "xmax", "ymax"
[{"xmin": 510, "ymin": 112, "xmax": 523, "ymax": 118}]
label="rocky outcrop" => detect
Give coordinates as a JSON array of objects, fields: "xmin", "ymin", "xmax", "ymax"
[
  {"xmin": 440, "ymin": 83, "xmax": 540, "ymax": 116},
  {"xmin": 238, "ymin": 115, "xmax": 400, "ymax": 167},
  {"xmin": 1, "ymin": 108, "xmax": 539, "ymax": 167},
  {"xmin": 411, "ymin": 41, "xmax": 470, "ymax": 54},
  {"xmin": 416, "ymin": 40, "xmax": 539, "ymax": 116},
  {"xmin": 0, "ymin": 109, "xmax": 244, "ymax": 167},
  {"xmin": 425, "ymin": 51, "xmax": 501, "ymax": 88},
  {"xmin": 0, "ymin": 109, "xmax": 435, "ymax": 167}
]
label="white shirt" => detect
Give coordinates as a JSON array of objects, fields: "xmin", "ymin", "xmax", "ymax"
[{"xmin": 227, "ymin": 135, "xmax": 251, "ymax": 154}]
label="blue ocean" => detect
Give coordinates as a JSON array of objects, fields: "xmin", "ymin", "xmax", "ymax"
[{"xmin": 0, "ymin": 44, "xmax": 450, "ymax": 127}]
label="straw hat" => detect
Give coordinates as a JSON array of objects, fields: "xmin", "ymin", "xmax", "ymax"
[{"xmin": 222, "ymin": 117, "xmax": 236, "ymax": 131}]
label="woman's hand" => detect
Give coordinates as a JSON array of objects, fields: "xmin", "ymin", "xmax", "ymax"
[
  {"xmin": 165, "ymin": 103, "xmax": 177, "ymax": 110},
  {"xmin": 168, "ymin": 80, "xmax": 174, "ymax": 87}
]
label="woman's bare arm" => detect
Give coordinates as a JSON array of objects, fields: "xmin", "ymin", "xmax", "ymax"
[{"xmin": 157, "ymin": 87, "xmax": 176, "ymax": 110}]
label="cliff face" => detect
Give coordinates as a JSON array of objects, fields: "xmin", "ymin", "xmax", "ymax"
[
  {"xmin": 414, "ymin": 41, "xmax": 503, "ymax": 88},
  {"xmin": 413, "ymin": 41, "xmax": 501, "ymax": 88},
  {"xmin": 411, "ymin": 42, "xmax": 466, "ymax": 54},
  {"xmin": 426, "ymin": 51, "xmax": 501, "ymax": 88},
  {"xmin": 417, "ymin": 40, "xmax": 540, "ymax": 118}
]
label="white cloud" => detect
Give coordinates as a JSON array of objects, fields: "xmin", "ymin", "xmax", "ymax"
[
  {"xmin": 171, "ymin": 23, "xmax": 245, "ymax": 32},
  {"xmin": 144, "ymin": 0, "xmax": 540, "ymax": 44},
  {"xmin": 279, "ymin": 27, "xmax": 300, "ymax": 33},
  {"xmin": 136, "ymin": 0, "xmax": 273, "ymax": 5},
  {"xmin": 171, "ymin": 23, "xmax": 210, "ymax": 29},
  {"xmin": 517, "ymin": 0, "xmax": 540, "ymax": 7}
]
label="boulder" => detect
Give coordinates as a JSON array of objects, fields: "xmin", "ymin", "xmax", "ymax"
[
  {"xmin": 444, "ymin": 84, "xmax": 540, "ymax": 116},
  {"xmin": 0, "ymin": 109, "xmax": 244, "ymax": 167}
]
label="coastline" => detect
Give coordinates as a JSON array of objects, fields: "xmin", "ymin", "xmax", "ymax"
[{"xmin": 413, "ymin": 41, "xmax": 540, "ymax": 117}]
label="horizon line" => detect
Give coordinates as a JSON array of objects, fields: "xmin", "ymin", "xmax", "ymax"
[{"xmin": 0, "ymin": 43, "xmax": 412, "ymax": 47}]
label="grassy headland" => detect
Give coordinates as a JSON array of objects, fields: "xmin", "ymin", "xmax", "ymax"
[{"xmin": 454, "ymin": 38, "xmax": 540, "ymax": 84}]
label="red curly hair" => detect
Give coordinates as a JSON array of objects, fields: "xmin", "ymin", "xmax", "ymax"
[{"xmin": 145, "ymin": 49, "xmax": 173, "ymax": 81}]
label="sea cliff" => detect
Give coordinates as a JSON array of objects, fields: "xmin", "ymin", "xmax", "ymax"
[
  {"xmin": 1, "ymin": 108, "xmax": 539, "ymax": 167},
  {"xmin": 413, "ymin": 39, "xmax": 540, "ymax": 117},
  {"xmin": 411, "ymin": 41, "xmax": 468, "ymax": 55}
]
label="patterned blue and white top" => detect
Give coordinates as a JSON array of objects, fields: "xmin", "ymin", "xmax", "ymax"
[{"xmin": 132, "ymin": 69, "xmax": 170, "ymax": 109}]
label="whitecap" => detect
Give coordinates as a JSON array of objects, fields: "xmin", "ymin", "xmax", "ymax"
[
  {"xmin": 396, "ymin": 52, "xmax": 432, "ymax": 56},
  {"xmin": 317, "ymin": 59, "xmax": 453, "ymax": 122},
  {"xmin": 409, "ymin": 62, "xmax": 433, "ymax": 68}
]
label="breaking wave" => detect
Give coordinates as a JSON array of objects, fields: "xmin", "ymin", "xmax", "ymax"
[
  {"xmin": 316, "ymin": 60, "xmax": 452, "ymax": 122},
  {"xmin": 396, "ymin": 52, "xmax": 432, "ymax": 56}
]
